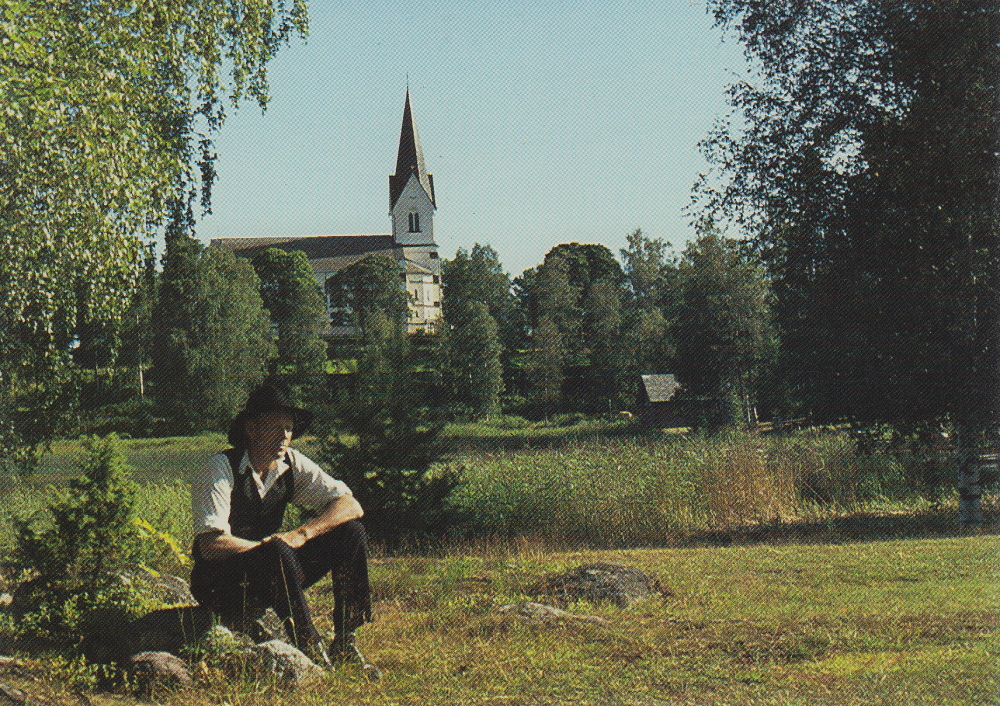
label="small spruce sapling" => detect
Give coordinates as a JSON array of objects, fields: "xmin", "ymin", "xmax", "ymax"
[{"xmin": 12, "ymin": 434, "xmax": 149, "ymax": 643}]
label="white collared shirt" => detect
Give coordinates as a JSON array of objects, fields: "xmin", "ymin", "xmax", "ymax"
[{"xmin": 191, "ymin": 447, "xmax": 352, "ymax": 537}]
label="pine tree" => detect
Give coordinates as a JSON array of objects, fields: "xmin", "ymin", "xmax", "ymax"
[
  {"xmin": 150, "ymin": 234, "xmax": 273, "ymax": 433},
  {"xmin": 440, "ymin": 302, "xmax": 503, "ymax": 420},
  {"xmin": 320, "ymin": 311, "xmax": 452, "ymax": 545},
  {"xmin": 251, "ymin": 248, "xmax": 328, "ymax": 406}
]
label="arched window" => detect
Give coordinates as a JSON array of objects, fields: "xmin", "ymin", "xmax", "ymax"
[{"xmin": 408, "ymin": 212, "xmax": 420, "ymax": 232}]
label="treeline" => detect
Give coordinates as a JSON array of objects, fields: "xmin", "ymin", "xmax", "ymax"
[
  {"xmin": 54, "ymin": 223, "xmax": 775, "ymax": 438},
  {"xmin": 443, "ymin": 230, "xmax": 773, "ymax": 425}
]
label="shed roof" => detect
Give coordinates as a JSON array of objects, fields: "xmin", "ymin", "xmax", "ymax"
[{"xmin": 640, "ymin": 374, "xmax": 681, "ymax": 403}]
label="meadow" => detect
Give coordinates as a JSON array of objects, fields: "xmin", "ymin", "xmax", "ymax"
[
  {"xmin": 0, "ymin": 422, "xmax": 996, "ymax": 704},
  {"xmin": 0, "ymin": 536, "xmax": 995, "ymax": 705}
]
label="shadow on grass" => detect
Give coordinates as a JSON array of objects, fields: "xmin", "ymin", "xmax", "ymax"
[{"xmin": 674, "ymin": 507, "xmax": 999, "ymax": 548}]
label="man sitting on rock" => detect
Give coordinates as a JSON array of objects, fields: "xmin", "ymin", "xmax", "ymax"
[{"xmin": 190, "ymin": 382, "xmax": 374, "ymax": 671}]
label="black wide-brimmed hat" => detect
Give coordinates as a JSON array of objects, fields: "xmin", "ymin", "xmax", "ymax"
[{"xmin": 227, "ymin": 382, "xmax": 314, "ymax": 448}]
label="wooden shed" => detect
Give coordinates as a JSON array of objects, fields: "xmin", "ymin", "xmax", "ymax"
[{"xmin": 637, "ymin": 374, "xmax": 683, "ymax": 428}]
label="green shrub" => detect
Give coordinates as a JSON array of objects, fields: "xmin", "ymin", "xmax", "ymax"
[
  {"xmin": 547, "ymin": 412, "xmax": 588, "ymax": 427},
  {"xmin": 11, "ymin": 434, "xmax": 153, "ymax": 643},
  {"xmin": 483, "ymin": 414, "xmax": 533, "ymax": 430}
]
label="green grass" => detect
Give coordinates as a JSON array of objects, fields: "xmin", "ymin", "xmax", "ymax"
[
  {"xmin": 2, "ymin": 425, "xmax": 995, "ymax": 703},
  {"xmin": 0, "ymin": 425, "xmax": 982, "ymax": 557},
  {"xmin": 444, "ymin": 431, "xmax": 951, "ymax": 547},
  {"xmin": 3, "ymin": 536, "xmax": 996, "ymax": 705}
]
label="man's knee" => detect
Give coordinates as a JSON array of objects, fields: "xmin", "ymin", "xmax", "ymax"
[
  {"xmin": 309, "ymin": 519, "xmax": 366, "ymax": 551},
  {"xmin": 262, "ymin": 537, "xmax": 307, "ymax": 584},
  {"xmin": 335, "ymin": 519, "xmax": 368, "ymax": 548},
  {"xmin": 297, "ymin": 519, "xmax": 368, "ymax": 582}
]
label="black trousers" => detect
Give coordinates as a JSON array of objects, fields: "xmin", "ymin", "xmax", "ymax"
[{"xmin": 190, "ymin": 520, "xmax": 372, "ymax": 647}]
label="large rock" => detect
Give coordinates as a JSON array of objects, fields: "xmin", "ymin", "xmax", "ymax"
[
  {"xmin": 530, "ymin": 563, "xmax": 664, "ymax": 608},
  {"xmin": 238, "ymin": 640, "xmax": 324, "ymax": 688},
  {"xmin": 118, "ymin": 567, "xmax": 196, "ymax": 606},
  {"xmin": 128, "ymin": 651, "xmax": 192, "ymax": 696}
]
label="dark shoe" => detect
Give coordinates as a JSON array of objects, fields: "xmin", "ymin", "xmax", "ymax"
[
  {"xmin": 301, "ymin": 638, "xmax": 334, "ymax": 670},
  {"xmin": 330, "ymin": 632, "xmax": 364, "ymax": 665},
  {"xmin": 330, "ymin": 632, "xmax": 381, "ymax": 681}
]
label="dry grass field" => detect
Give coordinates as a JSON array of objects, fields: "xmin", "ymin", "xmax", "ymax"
[{"xmin": 0, "ymin": 535, "xmax": 996, "ymax": 705}]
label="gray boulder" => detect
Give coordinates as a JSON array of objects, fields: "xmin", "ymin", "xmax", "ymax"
[
  {"xmin": 128, "ymin": 651, "xmax": 192, "ymax": 696},
  {"xmin": 531, "ymin": 563, "xmax": 664, "ymax": 608},
  {"xmin": 238, "ymin": 640, "xmax": 324, "ymax": 688},
  {"xmin": 118, "ymin": 567, "xmax": 196, "ymax": 606}
]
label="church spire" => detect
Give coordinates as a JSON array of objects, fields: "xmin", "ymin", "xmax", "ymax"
[{"xmin": 390, "ymin": 89, "xmax": 435, "ymax": 209}]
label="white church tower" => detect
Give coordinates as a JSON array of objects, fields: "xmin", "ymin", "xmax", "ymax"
[
  {"xmin": 390, "ymin": 90, "xmax": 442, "ymax": 331},
  {"xmin": 390, "ymin": 89, "xmax": 436, "ymax": 246}
]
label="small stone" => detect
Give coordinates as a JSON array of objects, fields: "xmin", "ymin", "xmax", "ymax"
[
  {"xmin": 0, "ymin": 682, "xmax": 27, "ymax": 705},
  {"xmin": 200, "ymin": 625, "xmax": 251, "ymax": 657},
  {"xmin": 497, "ymin": 602, "xmax": 611, "ymax": 627},
  {"xmin": 128, "ymin": 652, "xmax": 192, "ymax": 696},
  {"xmin": 251, "ymin": 608, "xmax": 287, "ymax": 643}
]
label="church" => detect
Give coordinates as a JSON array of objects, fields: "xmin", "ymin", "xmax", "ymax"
[{"xmin": 210, "ymin": 90, "xmax": 443, "ymax": 336}]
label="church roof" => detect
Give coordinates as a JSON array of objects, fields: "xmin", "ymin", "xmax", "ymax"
[
  {"xmin": 211, "ymin": 234, "xmax": 397, "ymax": 260},
  {"xmin": 389, "ymin": 89, "xmax": 436, "ymax": 209},
  {"xmin": 210, "ymin": 234, "xmax": 403, "ymax": 275},
  {"xmin": 209, "ymin": 234, "xmax": 438, "ymax": 278}
]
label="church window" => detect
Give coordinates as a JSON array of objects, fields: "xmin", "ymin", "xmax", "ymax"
[
  {"xmin": 408, "ymin": 212, "xmax": 420, "ymax": 232},
  {"xmin": 432, "ymin": 275, "xmax": 439, "ymax": 284},
  {"xmin": 429, "ymin": 251, "xmax": 438, "ymax": 259}
]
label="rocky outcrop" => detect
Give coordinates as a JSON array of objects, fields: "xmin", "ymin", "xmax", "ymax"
[
  {"xmin": 123, "ymin": 605, "xmax": 217, "ymax": 657},
  {"xmin": 530, "ymin": 563, "xmax": 665, "ymax": 608}
]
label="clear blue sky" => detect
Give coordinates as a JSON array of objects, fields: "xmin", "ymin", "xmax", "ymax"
[{"xmin": 194, "ymin": 0, "xmax": 747, "ymax": 278}]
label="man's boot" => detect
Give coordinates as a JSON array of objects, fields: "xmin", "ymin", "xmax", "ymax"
[
  {"xmin": 330, "ymin": 632, "xmax": 381, "ymax": 680},
  {"xmin": 285, "ymin": 616, "xmax": 333, "ymax": 669}
]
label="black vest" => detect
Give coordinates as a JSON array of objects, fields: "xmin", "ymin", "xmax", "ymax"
[{"xmin": 224, "ymin": 447, "xmax": 295, "ymax": 541}]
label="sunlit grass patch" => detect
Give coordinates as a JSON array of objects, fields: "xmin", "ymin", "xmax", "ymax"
[
  {"xmin": 288, "ymin": 536, "xmax": 997, "ymax": 705},
  {"xmin": 0, "ymin": 536, "xmax": 995, "ymax": 705}
]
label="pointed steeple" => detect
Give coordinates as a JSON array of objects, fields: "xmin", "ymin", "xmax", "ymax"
[{"xmin": 389, "ymin": 89, "xmax": 435, "ymax": 209}]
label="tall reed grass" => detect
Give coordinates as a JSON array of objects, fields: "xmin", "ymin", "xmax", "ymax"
[
  {"xmin": 0, "ymin": 429, "xmax": 934, "ymax": 567},
  {"xmin": 445, "ymin": 430, "xmax": 920, "ymax": 546}
]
